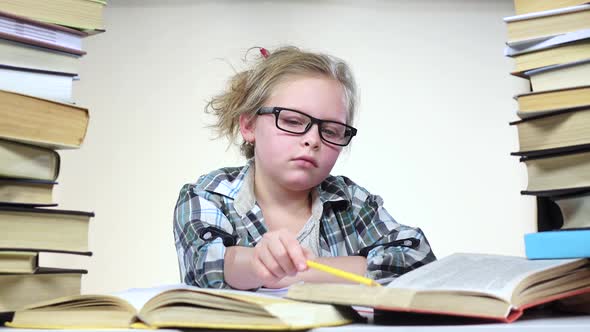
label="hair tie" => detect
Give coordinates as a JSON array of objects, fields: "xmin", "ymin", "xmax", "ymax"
[
  {"xmin": 244, "ymin": 46, "xmax": 270, "ymax": 63},
  {"xmin": 260, "ymin": 47, "xmax": 270, "ymax": 59}
]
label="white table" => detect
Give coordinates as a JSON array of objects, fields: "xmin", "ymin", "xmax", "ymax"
[
  {"xmin": 1, "ymin": 314, "xmax": 589, "ymax": 331},
  {"xmin": 315, "ymin": 314, "xmax": 590, "ymax": 331}
]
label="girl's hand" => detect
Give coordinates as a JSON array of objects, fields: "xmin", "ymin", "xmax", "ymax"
[
  {"xmin": 223, "ymin": 230, "xmax": 316, "ymax": 290},
  {"xmin": 253, "ymin": 229, "xmax": 312, "ymax": 287},
  {"xmin": 261, "ymin": 247, "xmax": 316, "ymax": 289}
]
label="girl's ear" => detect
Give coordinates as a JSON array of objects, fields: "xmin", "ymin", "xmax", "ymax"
[{"xmin": 239, "ymin": 113, "xmax": 256, "ymax": 144}]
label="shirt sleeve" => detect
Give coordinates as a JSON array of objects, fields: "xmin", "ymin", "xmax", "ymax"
[
  {"xmin": 352, "ymin": 191, "xmax": 437, "ymax": 283},
  {"xmin": 173, "ymin": 183, "xmax": 234, "ymax": 289}
]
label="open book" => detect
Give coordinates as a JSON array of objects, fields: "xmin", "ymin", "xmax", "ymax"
[
  {"xmin": 6, "ymin": 284, "xmax": 357, "ymax": 330},
  {"xmin": 286, "ymin": 253, "xmax": 590, "ymax": 323}
]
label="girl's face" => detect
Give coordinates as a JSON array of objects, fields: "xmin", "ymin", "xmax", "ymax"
[{"xmin": 241, "ymin": 75, "xmax": 348, "ymax": 192}]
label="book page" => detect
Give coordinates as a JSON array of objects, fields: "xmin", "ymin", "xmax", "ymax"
[
  {"xmin": 388, "ymin": 253, "xmax": 578, "ymax": 301},
  {"xmin": 257, "ymin": 286, "xmax": 290, "ymax": 298},
  {"xmin": 112, "ymin": 284, "xmax": 290, "ymax": 311},
  {"xmin": 197, "ymin": 287, "xmax": 296, "ymax": 305},
  {"xmin": 111, "ymin": 284, "xmax": 189, "ymax": 311}
]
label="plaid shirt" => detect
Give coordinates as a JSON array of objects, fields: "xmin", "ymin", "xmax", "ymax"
[{"xmin": 173, "ymin": 160, "xmax": 436, "ymax": 288}]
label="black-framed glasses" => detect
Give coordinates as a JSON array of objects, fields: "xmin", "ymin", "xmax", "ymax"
[{"xmin": 256, "ymin": 107, "xmax": 357, "ymax": 146}]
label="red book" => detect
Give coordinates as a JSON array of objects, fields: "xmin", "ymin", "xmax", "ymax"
[{"xmin": 286, "ymin": 253, "xmax": 590, "ymax": 323}]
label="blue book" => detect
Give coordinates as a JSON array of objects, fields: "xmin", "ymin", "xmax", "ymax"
[{"xmin": 525, "ymin": 229, "xmax": 590, "ymax": 259}]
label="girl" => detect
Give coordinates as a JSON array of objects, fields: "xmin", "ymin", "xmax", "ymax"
[{"xmin": 173, "ymin": 46, "xmax": 436, "ymax": 290}]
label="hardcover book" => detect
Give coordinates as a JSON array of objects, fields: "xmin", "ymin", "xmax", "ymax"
[
  {"xmin": 286, "ymin": 253, "xmax": 590, "ymax": 323},
  {"xmin": 514, "ymin": 85, "xmax": 590, "ymax": 118},
  {"xmin": 513, "ymin": 0, "xmax": 590, "ymax": 15},
  {"xmin": 0, "ymin": 206, "xmax": 93, "ymax": 255},
  {"xmin": 504, "ymin": 4, "xmax": 590, "ymax": 44},
  {"xmin": 0, "ymin": 38, "xmax": 79, "ymax": 74},
  {"xmin": 0, "ymin": 89, "xmax": 89, "ymax": 149},
  {"xmin": 0, "ymin": 0, "xmax": 107, "ymax": 32},
  {"xmin": 0, "ymin": 139, "xmax": 60, "ymax": 181},
  {"xmin": 0, "ymin": 268, "xmax": 85, "ymax": 312},
  {"xmin": 0, "ymin": 178, "xmax": 55, "ymax": 206},
  {"xmin": 525, "ymin": 229, "xmax": 590, "ymax": 259},
  {"xmin": 520, "ymin": 149, "xmax": 590, "ymax": 194},
  {"xmin": 525, "ymin": 60, "xmax": 590, "ymax": 92},
  {"xmin": 508, "ymin": 34, "xmax": 590, "ymax": 74},
  {"xmin": 0, "ymin": 10, "xmax": 86, "ymax": 55},
  {"xmin": 511, "ymin": 107, "xmax": 590, "ymax": 154},
  {"xmin": 7, "ymin": 284, "xmax": 357, "ymax": 330},
  {"xmin": 0, "ymin": 251, "xmax": 89, "ymax": 274}
]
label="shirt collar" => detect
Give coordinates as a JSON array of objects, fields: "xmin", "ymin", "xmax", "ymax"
[
  {"xmin": 203, "ymin": 158, "xmax": 351, "ymax": 215},
  {"xmin": 234, "ymin": 160, "xmax": 256, "ymax": 216},
  {"xmin": 201, "ymin": 159, "xmax": 254, "ymax": 200},
  {"xmin": 317, "ymin": 177, "xmax": 350, "ymax": 208}
]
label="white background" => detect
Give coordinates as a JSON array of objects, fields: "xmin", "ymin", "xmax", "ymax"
[{"xmin": 52, "ymin": 0, "xmax": 533, "ymax": 293}]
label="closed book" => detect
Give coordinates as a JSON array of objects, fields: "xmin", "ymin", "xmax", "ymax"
[
  {"xmin": 525, "ymin": 229, "xmax": 590, "ymax": 259},
  {"xmin": 0, "ymin": 0, "xmax": 107, "ymax": 32},
  {"xmin": 0, "ymin": 64, "xmax": 76, "ymax": 103},
  {"xmin": 0, "ymin": 10, "xmax": 86, "ymax": 55},
  {"xmin": 520, "ymin": 149, "xmax": 590, "ymax": 194},
  {"xmin": 513, "ymin": 0, "xmax": 590, "ymax": 15},
  {"xmin": 0, "ymin": 89, "xmax": 89, "ymax": 149},
  {"xmin": 510, "ymin": 108, "xmax": 590, "ymax": 154},
  {"xmin": 0, "ymin": 268, "xmax": 85, "ymax": 312},
  {"xmin": 0, "ymin": 206, "xmax": 93, "ymax": 255},
  {"xmin": 7, "ymin": 284, "xmax": 357, "ymax": 330},
  {"xmin": 514, "ymin": 86, "xmax": 590, "ymax": 118},
  {"xmin": 0, "ymin": 251, "xmax": 90, "ymax": 274},
  {"xmin": 526, "ymin": 60, "xmax": 590, "ymax": 92},
  {"xmin": 0, "ymin": 178, "xmax": 55, "ymax": 206},
  {"xmin": 286, "ymin": 253, "xmax": 590, "ymax": 323},
  {"xmin": 504, "ymin": 4, "xmax": 590, "ymax": 44},
  {"xmin": 510, "ymin": 38, "xmax": 590, "ymax": 75},
  {"xmin": 0, "ymin": 139, "xmax": 60, "ymax": 181},
  {"xmin": 0, "ymin": 38, "xmax": 79, "ymax": 74}
]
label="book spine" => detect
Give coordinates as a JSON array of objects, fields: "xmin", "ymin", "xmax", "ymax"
[{"xmin": 524, "ymin": 229, "xmax": 590, "ymax": 259}]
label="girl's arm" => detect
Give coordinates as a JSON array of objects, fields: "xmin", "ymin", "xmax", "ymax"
[
  {"xmin": 173, "ymin": 183, "xmax": 235, "ymax": 288},
  {"xmin": 352, "ymin": 193, "xmax": 437, "ymax": 282}
]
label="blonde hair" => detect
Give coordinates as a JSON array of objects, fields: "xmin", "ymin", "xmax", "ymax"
[{"xmin": 206, "ymin": 46, "xmax": 358, "ymax": 159}]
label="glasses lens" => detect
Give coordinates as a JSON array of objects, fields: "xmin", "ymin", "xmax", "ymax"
[
  {"xmin": 277, "ymin": 110, "xmax": 310, "ymax": 133},
  {"xmin": 320, "ymin": 122, "xmax": 350, "ymax": 144}
]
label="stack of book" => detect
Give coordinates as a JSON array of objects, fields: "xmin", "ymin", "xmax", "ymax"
[
  {"xmin": 0, "ymin": 0, "xmax": 106, "ymax": 315},
  {"xmin": 504, "ymin": 1, "xmax": 590, "ymax": 260}
]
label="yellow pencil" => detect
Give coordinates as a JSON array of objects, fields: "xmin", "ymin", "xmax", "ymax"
[{"xmin": 306, "ymin": 260, "xmax": 382, "ymax": 287}]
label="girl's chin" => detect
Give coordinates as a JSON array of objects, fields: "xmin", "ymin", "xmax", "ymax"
[{"xmin": 281, "ymin": 177, "xmax": 322, "ymax": 192}]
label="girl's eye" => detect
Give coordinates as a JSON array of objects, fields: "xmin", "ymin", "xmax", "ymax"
[
  {"xmin": 321, "ymin": 128, "xmax": 338, "ymax": 138},
  {"xmin": 282, "ymin": 117, "xmax": 306, "ymax": 126},
  {"xmin": 285, "ymin": 119, "xmax": 303, "ymax": 125},
  {"xmin": 322, "ymin": 125, "xmax": 345, "ymax": 138}
]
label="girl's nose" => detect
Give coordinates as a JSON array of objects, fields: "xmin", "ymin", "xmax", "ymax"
[{"xmin": 302, "ymin": 123, "xmax": 321, "ymax": 150}]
